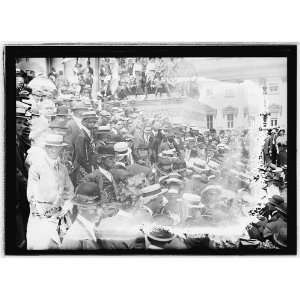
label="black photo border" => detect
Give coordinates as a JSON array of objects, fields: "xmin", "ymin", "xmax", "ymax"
[{"xmin": 4, "ymin": 44, "xmax": 297, "ymax": 255}]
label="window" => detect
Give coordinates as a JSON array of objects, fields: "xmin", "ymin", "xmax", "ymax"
[
  {"xmin": 227, "ymin": 114, "xmax": 234, "ymax": 128},
  {"xmin": 271, "ymin": 119, "xmax": 278, "ymax": 127},
  {"xmin": 206, "ymin": 115, "xmax": 213, "ymax": 129}
]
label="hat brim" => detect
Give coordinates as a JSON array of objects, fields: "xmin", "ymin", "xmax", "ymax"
[
  {"xmin": 141, "ymin": 188, "xmax": 168, "ymax": 203},
  {"xmin": 16, "ymin": 115, "xmax": 28, "ymax": 120},
  {"xmin": 45, "ymin": 142, "xmax": 69, "ymax": 147}
]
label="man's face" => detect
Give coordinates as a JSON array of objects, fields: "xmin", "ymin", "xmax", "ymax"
[
  {"xmin": 16, "ymin": 118, "xmax": 26, "ymax": 136},
  {"xmin": 80, "ymin": 205, "xmax": 103, "ymax": 224},
  {"xmin": 101, "ymin": 117, "xmax": 109, "ymax": 125},
  {"xmin": 40, "ymin": 105, "xmax": 55, "ymax": 117},
  {"xmin": 32, "ymin": 94, "xmax": 43, "ymax": 103},
  {"xmin": 45, "ymin": 145, "xmax": 62, "ymax": 160},
  {"xmin": 16, "ymin": 76, "xmax": 24, "ymax": 89},
  {"xmin": 137, "ymin": 148, "xmax": 148, "ymax": 159},
  {"xmin": 83, "ymin": 119, "xmax": 97, "ymax": 130},
  {"xmin": 103, "ymin": 156, "xmax": 115, "ymax": 169}
]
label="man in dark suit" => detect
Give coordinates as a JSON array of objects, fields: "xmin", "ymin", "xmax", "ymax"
[
  {"xmin": 16, "ymin": 107, "xmax": 30, "ymax": 249},
  {"xmin": 71, "ymin": 112, "xmax": 98, "ymax": 186}
]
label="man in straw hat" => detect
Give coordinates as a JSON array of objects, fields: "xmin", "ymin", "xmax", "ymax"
[
  {"xmin": 61, "ymin": 182, "xmax": 103, "ymax": 250},
  {"xmin": 134, "ymin": 184, "xmax": 169, "ymax": 222},
  {"xmin": 26, "ymin": 134, "xmax": 74, "ymax": 250}
]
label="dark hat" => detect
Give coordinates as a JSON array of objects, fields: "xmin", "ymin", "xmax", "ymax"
[
  {"xmin": 172, "ymin": 160, "xmax": 186, "ymax": 171},
  {"xmin": 56, "ymin": 105, "xmax": 70, "ymax": 116},
  {"xmin": 157, "ymin": 156, "xmax": 172, "ymax": 166},
  {"xmin": 95, "ymin": 145, "xmax": 115, "ymax": 158},
  {"xmin": 136, "ymin": 143, "xmax": 148, "ymax": 150},
  {"xmin": 276, "ymin": 202, "xmax": 287, "ymax": 216},
  {"xmin": 273, "ymin": 226, "xmax": 287, "ymax": 248},
  {"xmin": 73, "ymin": 182, "xmax": 101, "ymax": 207},
  {"xmin": 268, "ymin": 195, "xmax": 284, "ymax": 207}
]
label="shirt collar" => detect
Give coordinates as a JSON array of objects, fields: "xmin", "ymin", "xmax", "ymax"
[
  {"xmin": 98, "ymin": 166, "xmax": 113, "ymax": 181},
  {"xmin": 141, "ymin": 205, "xmax": 153, "ymax": 216},
  {"xmin": 77, "ymin": 215, "xmax": 97, "ymax": 242},
  {"xmin": 81, "ymin": 124, "xmax": 91, "ymax": 139}
]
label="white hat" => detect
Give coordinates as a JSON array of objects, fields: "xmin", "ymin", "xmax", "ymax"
[
  {"xmin": 114, "ymin": 142, "xmax": 129, "ymax": 155},
  {"xmin": 16, "ymin": 107, "xmax": 28, "ymax": 119},
  {"xmin": 44, "ymin": 134, "xmax": 68, "ymax": 147},
  {"xmin": 140, "ymin": 184, "xmax": 168, "ymax": 204},
  {"xmin": 158, "ymin": 149, "xmax": 177, "ymax": 158},
  {"xmin": 179, "ymin": 193, "xmax": 204, "ymax": 208},
  {"xmin": 81, "ymin": 111, "xmax": 98, "ymax": 121}
]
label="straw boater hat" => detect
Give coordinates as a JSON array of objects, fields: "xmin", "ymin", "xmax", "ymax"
[
  {"xmin": 159, "ymin": 149, "xmax": 177, "ymax": 159},
  {"xmin": 99, "ymin": 110, "xmax": 111, "ymax": 118},
  {"xmin": 145, "ymin": 225, "xmax": 175, "ymax": 243},
  {"xmin": 140, "ymin": 184, "xmax": 168, "ymax": 204},
  {"xmin": 81, "ymin": 111, "xmax": 98, "ymax": 121},
  {"xmin": 143, "ymin": 126, "xmax": 152, "ymax": 134},
  {"xmin": 179, "ymin": 193, "xmax": 204, "ymax": 209},
  {"xmin": 95, "ymin": 125, "xmax": 111, "ymax": 134},
  {"xmin": 44, "ymin": 134, "xmax": 68, "ymax": 147},
  {"xmin": 73, "ymin": 182, "xmax": 101, "ymax": 208},
  {"xmin": 16, "ymin": 107, "xmax": 28, "ymax": 119},
  {"xmin": 71, "ymin": 104, "xmax": 89, "ymax": 113},
  {"xmin": 114, "ymin": 142, "xmax": 129, "ymax": 156}
]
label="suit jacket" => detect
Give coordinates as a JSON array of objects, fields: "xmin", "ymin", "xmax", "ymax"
[
  {"xmin": 65, "ymin": 119, "xmax": 81, "ymax": 147},
  {"xmin": 61, "ymin": 218, "xmax": 100, "ymax": 250},
  {"xmin": 73, "ymin": 129, "xmax": 95, "ymax": 173}
]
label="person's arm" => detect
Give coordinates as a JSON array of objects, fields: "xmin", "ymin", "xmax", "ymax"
[{"xmin": 27, "ymin": 163, "xmax": 40, "ymax": 205}]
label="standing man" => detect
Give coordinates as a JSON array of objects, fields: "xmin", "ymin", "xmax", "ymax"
[
  {"xmin": 16, "ymin": 107, "xmax": 30, "ymax": 249},
  {"xmin": 61, "ymin": 182, "xmax": 102, "ymax": 250},
  {"xmin": 26, "ymin": 134, "xmax": 74, "ymax": 250},
  {"xmin": 263, "ymin": 129, "xmax": 272, "ymax": 165},
  {"xmin": 72, "ymin": 112, "xmax": 98, "ymax": 186},
  {"xmin": 82, "ymin": 145, "xmax": 118, "ymax": 204}
]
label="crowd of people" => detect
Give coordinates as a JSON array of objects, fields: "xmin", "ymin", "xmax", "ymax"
[
  {"xmin": 15, "ymin": 65, "xmax": 288, "ymax": 251},
  {"xmin": 42, "ymin": 57, "xmax": 197, "ymax": 101}
]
